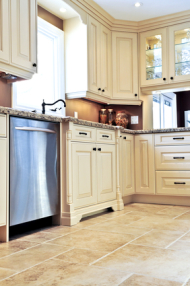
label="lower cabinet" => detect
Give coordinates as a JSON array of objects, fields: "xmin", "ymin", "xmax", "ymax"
[
  {"xmin": 0, "ymin": 138, "xmax": 7, "ymax": 226},
  {"xmin": 135, "ymin": 134, "xmax": 155, "ymax": 194},
  {"xmin": 120, "ymin": 134, "xmax": 135, "ymax": 196},
  {"xmin": 71, "ymin": 142, "xmax": 116, "ymax": 209}
]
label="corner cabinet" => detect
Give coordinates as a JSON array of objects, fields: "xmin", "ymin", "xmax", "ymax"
[
  {"xmin": 135, "ymin": 134, "xmax": 155, "ymax": 194},
  {"xmin": 0, "ymin": 0, "xmax": 37, "ymax": 79}
]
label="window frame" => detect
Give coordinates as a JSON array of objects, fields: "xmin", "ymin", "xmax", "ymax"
[{"xmin": 12, "ymin": 17, "xmax": 65, "ymax": 116}]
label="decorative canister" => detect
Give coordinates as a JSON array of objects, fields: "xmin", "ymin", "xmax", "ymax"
[
  {"xmin": 107, "ymin": 109, "xmax": 115, "ymax": 125},
  {"xmin": 99, "ymin": 109, "xmax": 107, "ymax": 124},
  {"xmin": 115, "ymin": 110, "xmax": 129, "ymax": 128}
]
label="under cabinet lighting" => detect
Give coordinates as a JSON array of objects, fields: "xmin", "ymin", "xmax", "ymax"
[
  {"xmin": 134, "ymin": 2, "xmax": 143, "ymax": 7},
  {"xmin": 60, "ymin": 8, "xmax": 66, "ymax": 13}
]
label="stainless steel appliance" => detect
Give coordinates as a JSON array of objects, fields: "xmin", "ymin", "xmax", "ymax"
[{"xmin": 10, "ymin": 117, "xmax": 60, "ymax": 226}]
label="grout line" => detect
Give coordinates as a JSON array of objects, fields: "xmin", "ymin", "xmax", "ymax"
[
  {"xmin": 0, "ymin": 246, "xmax": 75, "ymax": 283},
  {"xmin": 165, "ymin": 229, "xmax": 190, "ymax": 249},
  {"xmin": 89, "ymin": 229, "xmax": 153, "ymax": 266},
  {"xmin": 182, "ymin": 275, "xmax": 190, "ymax": 286},
  {"xmin": 117, "ymin": 273, "xmax": 134, "ymax": 286},
  {"xmin": 172, "ymin": 210, "xmax": 190, "ymax": 220},
  {"xmin": 129, "ymin": 242, "xmax": 166, "ymax": 250}
]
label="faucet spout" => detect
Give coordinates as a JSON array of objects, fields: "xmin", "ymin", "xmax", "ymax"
[{"xmin": 42, "ymin": 99, "xmax": 66, "ymax": 114}]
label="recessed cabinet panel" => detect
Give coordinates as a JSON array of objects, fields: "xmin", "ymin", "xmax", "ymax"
[
  {"xmin": 11, "ymin": 0, "xmax": 37, "ymax": 72},
  {"xmin": 0, "ymin": 0, "xmax": 9, "ymax": 63},
  {"xmin": 135, "ymin": 134, "xmax": 155, "ymax": 194},
  {"xmin": 72, "ymin": 143, "xmax": 97, "ymax": 209},
  {"xmin": 97, "ymin": 144, "xmax": 116, "ymax": 202},
  {"xmin": 112, "ymin": 32, "xmax": 138, "ymax": 99},
  {"xmin": 155, "ymin": 132, "xmax": 190, "ymax": 146},
  {"xmin": 0, "ymin": 139, "xmax": 7, "ymax": 226},
  {"xmin": 0, "ymin": 114, "xmax": 6, "ymax": 137}
]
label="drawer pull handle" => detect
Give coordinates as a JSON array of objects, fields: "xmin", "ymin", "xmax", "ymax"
[
  {"xmin": 98, "ymin": 148, "xmax": 101, "ymax": 151},
  {"xmin": 102, "ymin": 135, "xmax": 109, "ymax": 138},
  {"xmin": 174, "ymin": 182, "xmax": 186, "ymax": 185},
  {"xmin": 173, "ymin": 157, "xmax": 185, "ymax": 159},
  {"xmin": 79, "ymin": 132, "xmax": 87, "ymax": 135},
  {"xmin": 173, "ymin": 137, "xmax": 184, "ymax": 140}
]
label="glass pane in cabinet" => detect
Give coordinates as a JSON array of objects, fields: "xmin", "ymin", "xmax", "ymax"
[
  {"xmin": 146, "ymin": 35, "xmax": 162, "ymax": 80},
  {"xmin": 175, "ymin": 28, "xmax": 190, "ymax": 76}
]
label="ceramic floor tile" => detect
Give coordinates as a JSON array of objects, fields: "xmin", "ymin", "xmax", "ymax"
[
  {"xmin": 156, "ymin": 206, "xmax": 190, "ymax": 218},
  {"xmin": 0, "ymin": 243, "xmax": 72, "ymax": 272},
  {"xmin": 179, "ymin": 231, "xmax": 190, "ymax": 242},
  {"xmin": 185, "ymin": 279, "xmax": 190, "ymax": 286},
  {"xmin": 120, "ymin": 274, "xmax": 182, "ymax": 286},
  {"xmin": 18, "ymin": 231, "xmax": 63, "ymax": 244},
  {"xmin": 70, "ymin": 215, "xmax": 109, "ymax": 229},
  {"xmin": 124, "ymin": 203, "xmax": 168, "ymax": 214},
  {"xmin": 0, "ymin": 259, "xmax": 131, "ymax": 286},
  {"xmin": 87, "ymin": 220, "xmax": 151, "ymax": 236},
  {"xmin": 47, "ymin": 229, "xmax": 136, "ymax": 252},
  {"xmin": 174, "ymin": 212, "xmax": 190, "ymax": 221},
  {"xmin": 109, "ymin": 213, "xmax": 144, "ymax": 225},
  {"xmin": 131, "ymin": 215, "xmax": 190, "ymax": 232},
  {"xmin": 132, "ymin": 229, "xmax": 184, "ymax": 248},
  {"xmin": 0, "ymin": 268, "xmax": 16, "ymax": 281},
  {"xmin": 0, "ymin": 241, "xmax": 39, "ymax": 259},
  {"xmin": 55, "ymin": 248, "xmax": 107, "ymax": 265},
  {"xmin": 94, "ymin": 243, "xmax": 190, "ymax": 282},
  {"xmin": 42, "ymin": 226, "xmax": 79, "ymax": 236},
  {"xmin": 167, "ymin": 240, "xmax": 190, "ymax": 252}
]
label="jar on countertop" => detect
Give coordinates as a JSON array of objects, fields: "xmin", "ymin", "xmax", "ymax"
[
  {"xmin": 115, "ymin": 110, "xmax": 129, "ymax": 128},
  {"xmin": 99, "ymin": 109, "xmax": 107, "ymax": 124}
]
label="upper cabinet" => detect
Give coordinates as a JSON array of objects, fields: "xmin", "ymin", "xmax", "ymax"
[
  {"xmin": 0, "ymin": 0, "xmax": 37, "ymax": 80},
  {"xmin": 112, "ymin": 32, "xmax": 138, "ymax": 100}
]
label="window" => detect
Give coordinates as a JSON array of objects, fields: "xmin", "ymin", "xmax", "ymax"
[
  {"xmin": 13, "ymin": 17, "xmax": 65, "ymax": 116},
  {"xmin": 153, "ymin": 93, "xmax": 177, "ymax": 129}
]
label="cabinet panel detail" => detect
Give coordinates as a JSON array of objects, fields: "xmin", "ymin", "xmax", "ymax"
[
  {"xmin": 0, "ymin": 114, "xmax": 6, "ymax": 137},
  {"xmin": 155, "ymin": 132, "xmax": 190, "ymax": 146},
  {"xmin": 140, "ymin": 141, "xmax": 149, "ymax": 187},
  {"xmin": 0, "ymin": 139, "xmax": 7, "ymax": 226},
  {"xmin": 0, "ymin": 0, "xmax": 9, "ymax": 63}
]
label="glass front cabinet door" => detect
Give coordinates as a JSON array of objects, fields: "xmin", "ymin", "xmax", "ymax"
[
  {"xmin": 169, "ymin": 22, "xmax": 190, "ymax": 83},
  {"xmin": 140, "ymin": 28, "xmax": 167, "ymax": 87}
]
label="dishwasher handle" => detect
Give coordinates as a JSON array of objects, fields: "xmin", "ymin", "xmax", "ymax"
[{"xmin": 15, "ymin": 127, "xmax": 56, "ymax": 134}]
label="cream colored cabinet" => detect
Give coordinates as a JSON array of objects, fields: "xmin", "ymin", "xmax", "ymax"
[
  {"xmin": 97, "ymin": 144, "xmax": 116, "ymax": 202},
  {"xmin": 112, "ymin": 32, "xmax": 138, "ymax": 100},
  {"xmin": 0, "ymin": 139, "xmax": 7, "ymax": 226},
  {"xmin": 10, "ymin": 0, "xmax": 37, "ymax": 73},
  {"xmin": 0, "ymin": 0, "xmax": 37, "ymax": 79},
  {"xmin": 88, "ymin": 16, "xmax": 112, "ymax": 98},
  {"xmin": 135, "ymin": 134, "xmax": 155, "ymax": 194},
  {"xmin": 121, "ymin": 134, "xmax": 135, "ymax": 196},
  {"xmin": 140, "ymin": 28, "xmax": 167, "ymax": 87}
]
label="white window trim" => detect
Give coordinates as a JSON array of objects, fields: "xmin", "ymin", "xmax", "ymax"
[{"xmin": 12, "ymin": 17, "xmax": 65, "ymax": 116}]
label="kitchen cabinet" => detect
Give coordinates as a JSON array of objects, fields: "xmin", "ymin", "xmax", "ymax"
[
  {"xmin": 135, "ymin": 134, "xmax": 155, "ymax": 194},
  {"xmin": 0, "ymin": 0, "xmax": 37, "ymax": 80},
  {"xmin": 112, "ymin": 32, "xmax": 139, "ymax": 100},
  {"xmin": 120, "ymin": 134, "xmax": 135, "ymax": 196},
  {"xmin": 0, "ymin": 139, "xmax": 7, "ymax": 226}
]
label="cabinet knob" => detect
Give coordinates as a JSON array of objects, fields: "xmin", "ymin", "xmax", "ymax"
[
  {"xmin": 123, "ymin": 137, "xmax": 126, "ymax": 139},
  {"xmin": 93, "ymin": 148, "xmax": 96, "ymax": 151},
  {"xmin": 135, "ymin": 94, "xmax": 137, "ymax": 97},
  {"xmin": 170, "ymin": 77, "xmax": 174, "ymax": 80},
  {"xmin": 163, "ymin": 78, "xmax": 166, "ymax": 81},
  {"xmin": 33, "ymin": 63, "xmax": 37, "ymax": 67},
  {"xmin": 102, "ymin": 89, "xmax": 105, "ymax": 92},
  {"xmin": 98, "ymin": 88, "xmax": 101, "ymax": 91},
  {"xmin": 98, "ymin": 148, "xmax": 101, "ymax": 151}
]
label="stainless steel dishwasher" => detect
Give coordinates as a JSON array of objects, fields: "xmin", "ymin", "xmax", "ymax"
[{"xmin": 10, "ymin": 116, "xmax": 60, "ymax": 226}]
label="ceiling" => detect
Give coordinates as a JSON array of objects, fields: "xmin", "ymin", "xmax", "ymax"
[
  {"xmin": 38, "ymin": 0, "xmax": 79, "ymax": 20},
  {"xmin": 93, "ymin": 0, "xmax": 190, "ymax": 21}
]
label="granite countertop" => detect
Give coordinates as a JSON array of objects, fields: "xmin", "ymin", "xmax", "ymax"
[{"xmin": 1, "ymin": 106, "xmax": 190, "ymax": 134}]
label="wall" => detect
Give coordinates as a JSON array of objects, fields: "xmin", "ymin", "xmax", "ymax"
[
  {"xmin": 38, "ymin": 6, "xmax": 63, "ymax": 30},
  {"xmin": 176, "ymin": 91, "xmax": 190, "ymax": 127}
]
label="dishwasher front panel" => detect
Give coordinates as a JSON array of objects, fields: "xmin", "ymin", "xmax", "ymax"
[{"xmin": 10, "ymin": 117, "xmax": 60, "ymax": 226}]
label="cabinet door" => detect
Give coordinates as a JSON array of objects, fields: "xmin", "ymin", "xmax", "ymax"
[
  {"xmin": 122, "ymin": 135, "xmax": 135, "ymax": 196},
  {"xmin": 72, "ymin": 143, "xmax": 97, "ymax": 209},
  {"xmin": 100, "ymin": 25, "xmax": 112, "ymax": 98},
  {"xmin": 88, "ymin": 16, "xmax": 101, "ymax": 95},
  {"xmin": 97, "ymin": 144, "xmax": 116, "ymax": 202},
  {"xmin": 0, "ymin": 139, "xmax": 7, "ymax": 226},
  {"xmin": 112, "ymin": 32, "xmax": 138, "ymax": 100},
  {"xmin": 0, "ymin": 0, "xmax": 9, "ymax": 63},
  {"xmin": 169, "ymin": 22, "xmax": 190, "ymax": 84},
  {"xmin": 140, "ymin": 28, "xmax": 167, "ymax": 87},
  {"xmin": 10, "ymin": 0, "xmax": 37, "ymax": 73},
  {"xmin": 135, "ymin": 134, "xmax": 155, "ymax": 194}
]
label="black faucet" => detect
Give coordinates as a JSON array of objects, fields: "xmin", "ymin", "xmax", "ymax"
[{"xmin": 42, "ymin": 99, "xmax": 66, "ymax": 114}]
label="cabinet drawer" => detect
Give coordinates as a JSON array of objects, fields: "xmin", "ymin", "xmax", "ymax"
[
  {"xmin": 155, "ymin": 146, "xmax": 190, "ymax": 170},
  {"xmin": 155, "ymin": 132, "xmax": 190, "ymax": 146},
  {"xmin": 156, "ymin": 171, "xmax": 190, "ymax": 196},
  {"xmin": 0, "ymin": 114, "xmax": 6, "ymax": 137},
  {"xmin": 72, "ymin": 125, "xmax": 96, "ymax": 142},
  {"xmin": 96, "ymin": 129, "xmax": 115, "ymax": 144}
]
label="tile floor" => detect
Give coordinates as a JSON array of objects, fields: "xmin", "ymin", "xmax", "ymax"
[{"xmin": 1, "ymin": 203, "xmax": 190, "ymax": 285}]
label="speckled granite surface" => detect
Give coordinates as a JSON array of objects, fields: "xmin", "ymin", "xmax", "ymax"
[{"xmin": 1, "ymin": 107, "xmax": 190, "ymax": 134}]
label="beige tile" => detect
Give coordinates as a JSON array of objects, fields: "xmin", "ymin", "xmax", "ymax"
[
  {"xmin": 48, "ymin": 229, "xmax": 136, "ymax": 252},
  {"xmin": 0, "ymin": 268, "xmax": 16, "ymax": 281},
  {"xmin": 156, "ymin": 206, "xmax": 190, "ymax": 218},
  {"xmin": 124, "ymin": 203, "xmax": 168, "ymax": 214},
  {"xmin": 167, "ymin": 240, "xmax": 190, "ymax": 252},
  {"xmin": 120, "ymin": 274, "xmax": 182, "ymax": 286},
  {"xmin": 18, "ymin": 231, "xmax": 63, "ymax": 244},
  {"xmin": 0, "ymin": 240, "xmax": 39, "ymax": 258},
  {"xmin": 87, "ymin": 220, "xmax": 151, "ymax": 236},
  {"xmin": 101, "ymin": 209, "xmax": 132, "ymax": 219},
  {"xmin": 110, "ymin": 213, "xmax": 143, "ymax": 225},
  {"xmin": 56, "ymin": 248, "xmax": 107, "ymax": 265},
  {"xmin": 0, "ymin": 243, "xmax": 72, "ymax": 272},
  {"xmin": 179, "ymin": 231, "xmax": 190, "ymax": 242},
  {"xmin": 42, "ymin": 226, "xmax": 79, "ymax": 236},
  {"xmin": 94, "ymin": 243, "xmax": 190, "ymax": 282},
  {"xmin": 131, "ymin": 215, "xmax": 190, "ymax": 232},
  {"xmin": 175, "ymin": 212, "xmax": 190, "ymax": 221},
  {"xmin": 132, "ymin": 229, "xmax": 184, "ymax": 248},
  {"xmin": 185, "ymin": 279, "xmax": 190, "ymax": 286},
  {"xmin": 70, "ymin": 215, "xmax": 109, "ymax": 229},
  {"xmin": 0, "ymin": 259, "xmax": 131, "ymax": 286}
]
